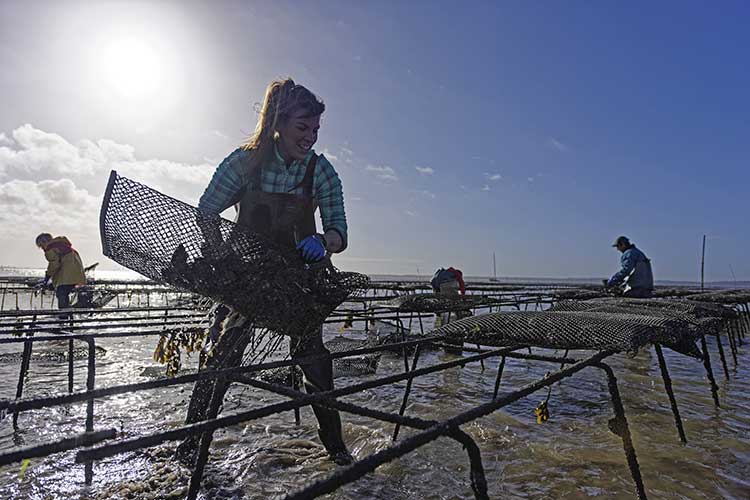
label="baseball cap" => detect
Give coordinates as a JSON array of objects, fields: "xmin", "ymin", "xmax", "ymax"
[{"xmin": 612, "ymin": 236, "xmax": 630, "ymax": 247}]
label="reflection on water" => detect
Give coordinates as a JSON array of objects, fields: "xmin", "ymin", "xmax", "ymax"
[{"xmin": 0, "ymin": 310, "xmax": 748, "ymax": 499}]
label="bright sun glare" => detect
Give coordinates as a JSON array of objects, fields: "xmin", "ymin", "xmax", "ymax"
[{"xmin": 100, "ymin": 38, "xmax": 163, "ymax": 99}]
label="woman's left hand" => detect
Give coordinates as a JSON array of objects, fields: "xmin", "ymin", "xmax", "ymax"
[{"xmin": 296, "ymin": 234, "xmax": 326, "ymax": 262}]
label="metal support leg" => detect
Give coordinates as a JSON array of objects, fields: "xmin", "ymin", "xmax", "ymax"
[
  {"xmin": 654, "ymin": 344, "xmax": 686, "ymax": 443},
  {"xmin": 560, "ymin": 349, "xmax": 569, "ymax": 370},
  {"xmin": 477, "ymin": 344, "xmax": 485, "ymax": 371},
  {"xmin": 727, "ymin": 323, "xmax": 738, "ymax": 366},
  {"xmin": 187, "ymin": 377, "xmax": 227, "ymax": 500},
  {"xmin": 714, "ymin": 333, "xmax": 730, "ymax": 380},
  {"xmin": 699, "ymin": 336, "xmax": 720, "ymax": 408},
  {"xmin": 594, "ymin": 362, "xmax": 648, "ymax": 500},
  {"xmin": 84, "ymin": 339, "xmax": 96, "ymax": 484},
  {"xmin": 363, "ymin": 303, "xmax": 369, "ymax": 333},
  {"xmin": 393, "ymin": 345, "xmax": 422, "ymax": 441},
  {"xmin": 492, "ymin": 356, "xmax": 506, "ymax": 399},
  {"xmin": 13, "ymin": 332, "xmax": 34, "ymax": 429},
  {"xmin": 741, "ymin": 304, "xmax": 750, "ymax": 339},
  {"xmin": 68, "ymin": 339, "xmax": 74, "ymax": 393},
  {"xmin": 292, "ymin": 364, "xmax": 301, "ymax": 426},
  {"xmin": 735, "ymin": 319, "xmax": 744, "ymax": 346}
]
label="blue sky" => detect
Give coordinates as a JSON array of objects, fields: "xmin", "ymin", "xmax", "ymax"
[{"xmin": 0, "ymin": 1, "xmax": 748, "ymax": 281}]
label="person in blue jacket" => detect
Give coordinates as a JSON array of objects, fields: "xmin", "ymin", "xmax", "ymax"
[{"xmin": 607, "ymin": 236, "xmax": 654, "ymax": 298}]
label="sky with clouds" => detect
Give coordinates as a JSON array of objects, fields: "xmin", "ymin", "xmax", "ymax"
[{"xmin": 1, "ymin": 1, "xmax": 748, "ymax": 281}]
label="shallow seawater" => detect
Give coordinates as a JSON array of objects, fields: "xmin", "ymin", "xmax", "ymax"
[{"xmin": 0, "ymin": 299, "xmax": 749, "ymax": 500}]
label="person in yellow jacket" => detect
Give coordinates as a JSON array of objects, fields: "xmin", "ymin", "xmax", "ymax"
[{"xmin": 35, "ymin": 233, "xmax": 85, "ymax": 309}]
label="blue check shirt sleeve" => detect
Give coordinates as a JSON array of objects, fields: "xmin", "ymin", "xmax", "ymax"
[
  {"xmin": 609, "ymin": 250, "xmax": 636, "ymax": 287},
  {"xmin": 314, "ymin": 155, "xmax": 348, "ymax": 250},
  {"xmin": 198, "ymin": 148, "xmax": 248, "ymax": 215}
]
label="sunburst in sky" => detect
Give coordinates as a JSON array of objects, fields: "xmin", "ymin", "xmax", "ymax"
[
  {"xmin": 1, "ymin": 1, "xmax": 749, "ymax": 281},
  {"xmin": 99, "ymin": 37, "xmax": 165, "ymax": 100}
]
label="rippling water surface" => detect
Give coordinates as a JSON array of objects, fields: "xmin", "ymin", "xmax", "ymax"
[{"xmin": 0, "ymin": 295, "xmax": 748, "ymax": 499}]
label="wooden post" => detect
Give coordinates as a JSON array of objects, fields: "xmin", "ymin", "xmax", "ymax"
[{"xmin": 700, "ymin": 235, "xmax": 706, "ymax": 291}]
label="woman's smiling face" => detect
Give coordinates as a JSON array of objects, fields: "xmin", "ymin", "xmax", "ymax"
[{"xmin": 276, "ymin": 108, "xmax": 321, "ymax": 163}]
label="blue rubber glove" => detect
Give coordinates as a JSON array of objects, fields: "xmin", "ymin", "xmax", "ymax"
[{"xmin": 296, "ymin": 234, "xmax": 326, "ymax": 263}]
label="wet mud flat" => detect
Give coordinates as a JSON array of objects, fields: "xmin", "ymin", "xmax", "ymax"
[
  {"xmin": 0, "ymin": 282, "xmax": 749, "ymax": 499},
  {"xmin": 1, "ymin": 328, "xmax": 748, "ymax": 499}
]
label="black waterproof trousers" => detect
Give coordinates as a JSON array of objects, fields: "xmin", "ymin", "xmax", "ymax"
[{"xmin": 176, "ymin": 308, "xmax": 346, "ymax": 462}]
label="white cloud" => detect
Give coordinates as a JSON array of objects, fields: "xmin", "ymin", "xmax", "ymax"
[
  {"xmin": 481, "ymin": 185, "xmax": 491, "ymax": 192},
  {"xmin": 405, "ymin": 210, "xmax": 418, "ymax": 217},
  {"xmin": 527, "ymin": 177, "xmax": 535, "ymax": 183},
  {"xmin": 548, "ymin": 137, "xmax": 568, "ymax": 152},
  {"xmin": 484, "ymin": 172, "xmax": 502, "ymax": 182},
  {"xmin": 365, "ymin": 164, "xmax": 398, "ymax": 181},
  {"xmin": 0, "ymin": 124, "xmax": 213, "ymax": 202},
  {"xmin": 415, "ymin": 166, "xmax": 434, "ymax": 175},
  {"xmin": 0, "ymin": 178, "xmax": 100, "ymax": 237},
  {"xmin": 0, "ymin": 124, "xmax": 217, "ymax": 268},
  {"xmin": 366, "ymin": 165, "xmax": 394, "ymax": 174},
  {"xmin": 337, "ymin": 146, "xmax": 354, "ymax": 164},
  {"xmin": 322, "ymin": 148, "xmax": 339, "ymax": 162},
  {"xmin": 1, "ymin": 124, "xmax": 99, "ymax": 176},
  {"xmin": 378, "ymin": 174, "xmax": 398, "ymax": 182},
  {"xmin": 414, "ymin": 190, "xmax": 436, "ymax": 199}
]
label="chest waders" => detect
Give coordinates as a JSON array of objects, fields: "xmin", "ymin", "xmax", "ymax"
[{"xmin": 177, "ymin": 154, "xmax": 350, "ymax": 463}]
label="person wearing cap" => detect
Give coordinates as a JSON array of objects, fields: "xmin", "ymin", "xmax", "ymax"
[{"xmin": 606, "ymin": 236, "xmax": 654, "ymax": 298}]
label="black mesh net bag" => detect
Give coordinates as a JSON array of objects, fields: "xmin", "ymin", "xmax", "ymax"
[
  {"xmin": 687, "ymin": 290, "xmax": 750, "ymax": 305},
  {"xmin": 379, "ymin": 293, "xmax": 492, "ymax": 313},
  {"xmin": 429, "ymin": 309, "xmax": 705, "ymax": 358},
  {"xmin": 99, "ymin": 171, "xmax": 369, "ymax": 339},
  {"xmin": 552, "ymin": 289, "xmax": 609, "ymax": 301},
  {"xmin": 550, "ymin": 297, "xmax": 736, "ymax": 321}
]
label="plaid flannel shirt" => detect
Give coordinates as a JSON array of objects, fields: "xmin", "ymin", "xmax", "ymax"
[{"xmin": 198, "ymin": 145, "xmax": 348, "ymax": 248}]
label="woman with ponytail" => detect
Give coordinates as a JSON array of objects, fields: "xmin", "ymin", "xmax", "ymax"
[
  {"xmin": 179, "ymin": 78, "xmax": 352, "ymax": 465},
  {"xmin": 200, "ymin": 78, "xmax": 347, "ymax": 256}
]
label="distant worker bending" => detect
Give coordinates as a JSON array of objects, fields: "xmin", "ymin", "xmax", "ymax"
[
  {"xmin": 606, "ymin": 236, "xmax": 654, "ymax": 298},
  {"xmin": 35, "ymin": 233, "xmax": 85, "ymax": 309}
]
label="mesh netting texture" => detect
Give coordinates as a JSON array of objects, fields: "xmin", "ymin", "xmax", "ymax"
[
  {"xmin": 428, "ymin": 300, "xmax": 726, "ymax": 357},
  {"xmin": 552, "ymin": 289, "xmax": 609, "ymax": 301},
  {"xmin": 380, "ymin": 293, "xmax": 492, "ymax": 312},
  {"xmin": 550, "ymin": 297, "xmax": 737, "ymax": 321},
  {"xmin": 99, "ymin": 171, "xmax": 369, "ymax": 338},
  {"xmin": 687, "ymin": 291, "xmax": 750, "ymax": 305},
  {"xmin": 326, "ymin": 335, "xmax": 382, "ymax": 377}
]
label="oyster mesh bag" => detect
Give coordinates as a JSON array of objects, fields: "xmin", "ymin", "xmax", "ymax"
[
  {"xmin": 429, "ymin": 301, "xmax": 724, "ymax": 358},
  {"xmin": 99, "ymin": 171, "xmax": 369, "ymax": 339}
]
